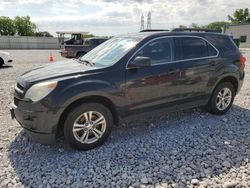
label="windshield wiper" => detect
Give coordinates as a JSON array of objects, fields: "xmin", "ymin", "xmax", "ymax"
[{"xmin": 74, "ymin": 58, "xmax": 95, "ymax": 66}]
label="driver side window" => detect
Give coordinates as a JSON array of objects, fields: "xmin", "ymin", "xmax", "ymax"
[{"xmin": 135, "ymin": 38, "xmax": 174, "ymax": 65}]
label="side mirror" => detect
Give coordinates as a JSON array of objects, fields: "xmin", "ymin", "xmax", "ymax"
[{"xmin": 129, "ymin": 56, "xmax": 151, "ymax": 68}]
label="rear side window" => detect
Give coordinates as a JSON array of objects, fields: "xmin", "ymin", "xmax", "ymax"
[
  {"xmin": 174, "ymin": 37, "xmax": 218, "ymax": 61},
  {"xmin": 182, "ymin": 37, "xmax": 207, "ymax": 59},
  {"xmin": 135, "ymin": 38, "xmax": 174, "ymax": 65}
]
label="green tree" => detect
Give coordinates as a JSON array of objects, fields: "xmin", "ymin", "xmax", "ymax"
[
  {"xmin": 35, "ymin": 31, "xmax": 53, "ymax": 37},
  {"xmin": 190, "ymin": 23, "xmax": 204, "ymax": 29},
  {"xmin": 0, "ymin": 16, "xmax": 16, "ymax": 36},
  {"xmin": 14, "ymin": 16, "xmax": 37, "ymax": 36},
  {"xmin": 207, "ymin": 21, "xmax": 229, "ymax": 32},
  {"xmin": 228, "ymin": 8, "xmax": 250, "ymax": 24},
  {"xmin": 82, "ymin": 33, "xmax": 95, "ymax": 38},
  {"xmin": 179, "ymin": 25, "xmax": 187, "ymax": 28},
  {"xmin": 177, "ymin": 23, "xmax": 205, "ymax": 29}
]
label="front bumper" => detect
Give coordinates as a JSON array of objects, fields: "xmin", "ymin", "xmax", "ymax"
[{"xmin": 10, "ymin": 102, "xmax": 57, "ymax": 145}]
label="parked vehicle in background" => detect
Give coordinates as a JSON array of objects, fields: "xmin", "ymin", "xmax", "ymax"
[
  {"xmin": 61, "ymin": 37, "xmax": 108, "ymax": 58},
  {"xmin": 57, "ymin": 31, "xmax": 108, "ymax": 58},
  {"xmin": 56, "ymin": 31, "xmax": 88, "ymax": 46},
  {"xmin": 0, "ymin": 51, "xmax": 12, "ymax": 67},
  {"xmin": 11, "ymin": 28, "xmax": 246, "ymax": 150}
]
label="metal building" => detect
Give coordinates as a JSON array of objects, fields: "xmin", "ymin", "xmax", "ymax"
[{"xmin": 225, "ymin": 23, "xmax": 250, "ymax": 48}]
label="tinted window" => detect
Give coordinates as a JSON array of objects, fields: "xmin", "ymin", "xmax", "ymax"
[
  {"xmin": 205, "ymin": 35, "xmax": 237, "ymax": 55},
  {"xmin": 135, "ymin": 38, "xmax": 173, "ymax": 65},
  {"xmin": 181, "ymin": 37, "xmax": 208, "ymax": 59},
  {"xmin": 174, "ymin": 37, "xmax": 218, "ymax": 60},
  {"xmin": 208, "ymin": 44, "xmax": 217, "ymax": 56}
]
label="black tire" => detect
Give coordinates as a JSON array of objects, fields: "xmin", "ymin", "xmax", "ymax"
[
  {"xmin": 0, "ymin": 58, "xmax": 4, "ymax": 67},
  {"xmin": 64, "ymin": 103, "xmax": 113, "ymax": 150},
  {"xmin": 207, "ymin": 82, "xmax": 235, "ymax": 115}
]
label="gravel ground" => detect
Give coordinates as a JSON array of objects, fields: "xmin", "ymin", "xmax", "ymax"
[{"xmin": 0, "ymin": 50, "xmax": 250, "ymax": 188}]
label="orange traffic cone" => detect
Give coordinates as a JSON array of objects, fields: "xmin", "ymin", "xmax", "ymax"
[{"xmin": 49, "ymin": 51, "xmax": 54, "ymax": 62}]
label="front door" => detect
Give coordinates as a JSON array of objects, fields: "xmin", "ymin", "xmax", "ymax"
[{"xmin": 125, "ymin": 37, "xmax": 181, "ymax": 112}]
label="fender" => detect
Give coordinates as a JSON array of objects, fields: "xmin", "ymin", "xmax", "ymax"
[
  {"xmin": 210, "ymin": 73, "xmax": 239, "ymax": 94},
  {"xmin": 208, "ymin": 60, "xmax": 239, "ymax": 94},
  {"xmin": 48, "ymin": 77, "xmax": 126, "ymax": 112}
]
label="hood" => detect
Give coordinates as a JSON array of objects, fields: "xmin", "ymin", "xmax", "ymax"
[{"xmin": 18, "ymin": 59, "xmax": 97, "ymax": 87}]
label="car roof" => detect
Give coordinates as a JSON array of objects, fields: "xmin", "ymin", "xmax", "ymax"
[
  {"xmin": 117, "ymin": 31, "xmax": 229, "ymax": 40},
  {"xmin": 56, "ymin": 31, "xmax": 89, "ymax": 34}
]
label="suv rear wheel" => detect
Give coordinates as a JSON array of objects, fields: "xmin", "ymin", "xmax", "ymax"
[
  {"xmin": 207, "ymin": 82, "xmax": 235, "ymax": 115},
  {"xmin": 64, "ymin": 103, "xmax": 113, "ymax": 150}
]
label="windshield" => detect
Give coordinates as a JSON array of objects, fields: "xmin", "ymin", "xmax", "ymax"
[{"xmin": 80, "ymin": 36, "xmax": 143, "ymax": 67}]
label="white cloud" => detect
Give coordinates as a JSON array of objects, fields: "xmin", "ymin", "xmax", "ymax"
[
  {"xmin": 13, "ymin": 0, "xmax": 48, "ymax": 4},
  {"xmin": 1, "ymin": 0, "xmax": 250, "ymax": 36}
]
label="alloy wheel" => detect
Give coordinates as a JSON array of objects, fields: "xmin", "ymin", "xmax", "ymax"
[
  {"xmin": 216, "ymin": 87, "xmax": 232, "ymax": 111},
  {"xmin": 72, "ymin": 111, "xmax": 106, "ymax": 144}
]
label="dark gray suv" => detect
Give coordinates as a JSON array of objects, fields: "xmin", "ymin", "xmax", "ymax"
[{"xmin": 11, "ymin": 28, "xmax": 246, "ymax": 150}]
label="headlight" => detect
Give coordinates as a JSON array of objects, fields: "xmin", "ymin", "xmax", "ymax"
[{"xmin": 25, "ymin": 81, "xmax": 57, "ymax": 102}]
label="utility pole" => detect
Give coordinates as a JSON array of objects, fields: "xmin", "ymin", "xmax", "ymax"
[
  {"xmin": 140, "ymin": 14, "xmax": 144, "ymax": 31},
  {"xmin": 147, "ymin": 12, "xmax": 151, "ymax": 29}
]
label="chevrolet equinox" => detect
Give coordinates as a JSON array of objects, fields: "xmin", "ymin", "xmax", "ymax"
[{"xmin": 11, "ymin": 29, "xmax": 246, "ymax": 150}]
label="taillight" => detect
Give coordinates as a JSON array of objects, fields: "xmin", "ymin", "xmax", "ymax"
[{"xmin": 240, "ymin": 54, "xmax": 246, "ymax": 70}]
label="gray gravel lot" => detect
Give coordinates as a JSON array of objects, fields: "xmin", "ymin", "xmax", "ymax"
[{"xmin": 0, "ymin": 50, "xmax": 250, "ymax": 188}]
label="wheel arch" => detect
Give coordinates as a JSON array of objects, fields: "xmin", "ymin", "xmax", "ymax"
[
  {"xmin": 57, "ymin": 95, "xmax": 119, "ymax": 136},
  {"xmin": 215, "ymin": 75, "xmax": 238, "ymax": 94},
  {"xmin": 207, "ymin": 76, "xmax": 237, "ymax": 114}
]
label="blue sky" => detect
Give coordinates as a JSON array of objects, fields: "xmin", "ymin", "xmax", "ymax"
[{"xmin": 0, "ymin": 0, "xmax": 250, "ymax": 36}]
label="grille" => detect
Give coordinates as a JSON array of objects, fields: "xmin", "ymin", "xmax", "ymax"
[
  {"xmin": 15, "ymin": 83, "xmax": 25, "ymax": 96},
  {"xmin": 17, "ymin": 83, "xmax": 24, "ymax": 91}
]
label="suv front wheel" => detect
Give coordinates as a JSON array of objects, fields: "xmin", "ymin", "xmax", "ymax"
[
  {"xmin": 208, "ymin": 82, "xmax": 235, "ymax": 115},
  {"xmin": 64, "ymin": 103, "xmax": 113, "ymax": 150}
]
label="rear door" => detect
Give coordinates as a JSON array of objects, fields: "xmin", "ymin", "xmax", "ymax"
[{"xmin": 173, "ymin": 36, "xmax": 219, "ymax": 101}]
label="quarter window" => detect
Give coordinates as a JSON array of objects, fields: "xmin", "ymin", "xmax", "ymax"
[
  {"xmin": 134, "ymin": 38, "xmax": 173, "ymax": 65},
  {"xmin": 175, "ymin": 37, "xmax": 217, "ymax": 61}
]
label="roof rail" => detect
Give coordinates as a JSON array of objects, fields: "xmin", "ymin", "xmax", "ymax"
[
  {"xmin": 171, "ymin": 28, "xmax": 220, "ymax": 33},
  {"xmin": 140, "ymin": 29, "xmax": 169, "ymax": 32}
]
